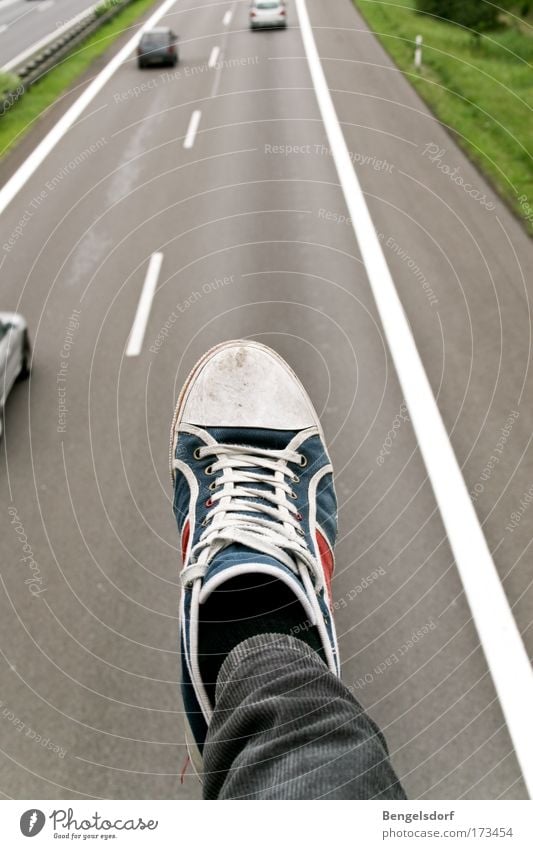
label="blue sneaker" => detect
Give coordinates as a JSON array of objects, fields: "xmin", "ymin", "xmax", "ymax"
[{"xmin": 169, "ymin": 340, "xmax": 340, "ymax": 774}]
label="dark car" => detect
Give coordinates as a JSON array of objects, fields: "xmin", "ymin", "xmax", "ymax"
[{"xmin": 137, "ymin": 28, "xmax": 179, "ymax": 68}]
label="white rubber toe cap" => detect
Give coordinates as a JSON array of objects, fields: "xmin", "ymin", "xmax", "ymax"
[{"xmin": 181, "ymin": 341, "xmax": 319, "ymax": 430}]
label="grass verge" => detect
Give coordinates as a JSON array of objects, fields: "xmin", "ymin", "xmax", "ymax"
[
  {"xmin": 0, "ymin": 0, "xmax": 158, "ymax": 159},
  {"xmin": 353, "ymin": 0, "xmax": 533, "ymax": 233}
]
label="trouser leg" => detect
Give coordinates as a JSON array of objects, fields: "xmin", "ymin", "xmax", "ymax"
[{"xmin": 202, "ymin": 633, "xmax": 407, "ymax": 800}]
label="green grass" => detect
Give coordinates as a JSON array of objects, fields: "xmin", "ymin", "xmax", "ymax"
[
  {"xmin": 353, "ymin": 0, "xmax": 533, "ymax": 232},
  {"xmin": 0, "ymin": 0, "xmax": 158, "ymax": 158}
]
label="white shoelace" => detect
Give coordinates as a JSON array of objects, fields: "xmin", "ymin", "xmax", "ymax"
[{"xmin": 175, "ymin": 443, "xmax": 322, "ymax": 590}]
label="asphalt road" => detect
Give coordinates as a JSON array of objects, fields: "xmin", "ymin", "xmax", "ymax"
[
  {"xmin": 0, "ymin": 0, "xmax": 532, "ymax": 800},
  {"xmin": 0, "ymin": 0, "xmax": 97, "ymax": 69}
]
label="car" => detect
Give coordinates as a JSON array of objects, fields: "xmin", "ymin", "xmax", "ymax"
[
  {"xmin": 249, "ymin": 0, "xmax": 287, "ymax": 29},
  {"xmin": 0, "ymin": 313, "xmax": 31, "ymax": 440},
  {"xmin": 137, "ymin": 28, "xmax": 179, "ymax": 68}
]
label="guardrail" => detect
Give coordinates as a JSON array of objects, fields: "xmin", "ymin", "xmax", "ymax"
[{"xmin": 0, "ymin": 0, "xmax": 138, "ymax": 117}]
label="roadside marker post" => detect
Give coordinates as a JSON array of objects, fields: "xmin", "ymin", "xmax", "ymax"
[{"xmin": 415, "ymin": 34, "xmax": 423, "ymax": 70}]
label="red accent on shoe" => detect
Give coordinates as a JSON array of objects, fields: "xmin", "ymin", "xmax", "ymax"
[
  {"xmin": 181, "ymin": 519, "xmax": 190, "ymax": 563},
  {"xmin": 180, "ymin": 754, "xmax": 190, "ymax": 784},
  {"xmin": 316, "ymin": 529, "xmax": 334, "ymax": 605}
]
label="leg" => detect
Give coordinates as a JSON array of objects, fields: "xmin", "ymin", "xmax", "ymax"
[{"xmin": 203, "ymin": 633, "xmax": 406, "ymax": 800}]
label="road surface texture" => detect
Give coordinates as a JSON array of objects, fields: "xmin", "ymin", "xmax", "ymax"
[
  {"xmin": 0, "ymin": 0, "xmax": 532, "ymax": 800},
  {"xmin": 0, "ymin": 0, "xmax": 98, "ymax": 70}
]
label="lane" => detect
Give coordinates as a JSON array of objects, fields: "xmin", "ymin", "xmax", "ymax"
[
  {"xmin": 0, "ymin": 0, "xmax": 531, "ymax": 802},
  {"xmin": 0, "ymin": 0, "xmax": 221, "ymax": 800},
  {"xmin": 0, "ymin": 0, "xmax": 183, "ymax": 210},
  {"xmin": 304, "ymin": 0, "xmax": 533, "ymax": 795},
  {"xmin": 0, "ymin": 0, "xmax": 99, "ymax": 69},
  {"xmin": 295, "ymin": 0, "xmax": 533, "ymax": 797},
  {"xmin": 150, "ymin": 0, "xmax": 528, "ymax": 798}
]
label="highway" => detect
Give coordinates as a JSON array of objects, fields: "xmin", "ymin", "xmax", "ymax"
[
  {"xmin": 0, "ymin": 0, "xmax": 98, "ymax": 70},
  {"xmin": 0, "ymin": 0, "xmax": 532, "ymax": 800}
]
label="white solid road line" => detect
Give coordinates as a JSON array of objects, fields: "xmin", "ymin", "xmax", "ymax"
[
  {"xmin": 208, "ymin": 45, "xmax": 220, "ymax": 68},
  {"xmin": 0, "ymin": 0, "xmax": 180, "ymax": 214},
  {"xmin": 222, "ymin": 8, "xmax": 232, "ymax": 26},
  {"xmin": 126, "ymin": 253, "xmax": 164, "ymax": 357},
  {"xmin": 296, "ymin": 0, "xmax": 533, "ymax": 798},
  {"xmin": 183, "ymin": 109, "xmax": 201, "ymax": 149}
]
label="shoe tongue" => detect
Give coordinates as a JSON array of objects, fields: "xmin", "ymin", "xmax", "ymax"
[
  {"xmin": 205, "ymin": 426, "xmax": 298, "ymax": 527},
  {"xmin": 199, "ymin": 544, "xmax": 316, "ymax": 625},
  {"xmin": 205, "ymin": 544, "xmax": 286, "ymax": 578},
  {"xmin": 205, "ymin": 427, "xmax": 298, "ymax": 451},
  {"xmin": 198, "ymin": 428, "xmax": 312, "ymax": 613}
]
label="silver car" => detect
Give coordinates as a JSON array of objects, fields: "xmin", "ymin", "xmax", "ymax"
[
  {"xmin": 0, "ymin": 312, "xmax": 31, "ymax": 440},
  {"xmin": 250, "ymin": 0, "xmax": 287, "ymax": 29}
]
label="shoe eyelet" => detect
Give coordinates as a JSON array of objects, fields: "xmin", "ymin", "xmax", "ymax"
[
  {"xmin": 289, "ymin": 491, "xmax": 298, "ymax": 500},
  {"xmin": 193, "ymin": 447, "xmax": 202, "ymax": 460},
  {"xmin": 299, "ymin": 454, "xmax": 308, "ymax": 468},
  {"xmin": 201, "ymin": 517, "xmax": 210, "ymax": 527},
  {"xmin": 205, "ymin": 465, "xmax": 214, "ymax": 475},
  {"xmin": 296, "ymin": 527, "xmax": 305, "ymax": 537},
  {"xmin": 208, "ymin": 481, "xmax": 217, "ymax": 491},
  {"xmin": 205, "ymin": 498, "xmax": 213, "ymax": 508},
  {"xmin": 296, "ymin": 512, "xmax": 303, "ymax": 521},
  {"xmin": 292, "ymin": 474, "xmax": 300, "ymax": 484}
]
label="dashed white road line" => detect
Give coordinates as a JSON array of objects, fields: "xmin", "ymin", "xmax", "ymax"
[
  {"xmin": 296, "ymin": 0, "xmax": 533, "ymax": 798},
  {"xmin": 210, "ymin": 51, "xmax": 224, "ymax": 98},
  {"xmin": 183, "ymin": 109, "xmax": 201, "ymax": 149},
  {"xmin": 37, "ymin": 0, "xmax": 54, "ymax": 11},
  {"xmin": 222, "ymin": 8, "xmax": 232, "ymax": 26},
  {"xmin": 208, "ymin": 45, "xmax": 220, "ymax": 68},
  {"xmin": 0, "ymin": 23, "xmax": 8, "ymax": 33},
  {"xmin": 0, "ymin": 0, "xmax": 180, "ymax": 213},
  {"xmin": 126, "ymin": 252, "xmax": 163, "ymax": 357}
]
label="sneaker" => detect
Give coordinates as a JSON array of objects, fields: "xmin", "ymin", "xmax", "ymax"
[{"xmin": 169, "ymin": 340, "xmax": 339, "ymax": 774}]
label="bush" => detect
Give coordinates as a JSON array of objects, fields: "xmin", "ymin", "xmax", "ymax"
[
  {"xmin": 0, "ymin": 72, "xmax": 21, "ymax": 97},
  {"xmin": 94, "ymin": 0, "xmax": 124, "ymax": 18},
  {"xmin": 415, "ymin": 1, "xmax": 499, "ymax": 31}
]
